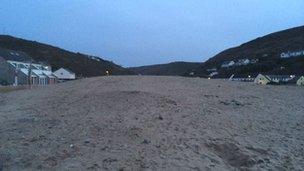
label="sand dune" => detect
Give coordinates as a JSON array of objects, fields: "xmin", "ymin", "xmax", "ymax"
[{"xmin": 0, "ymin": 76, "xmax": 303, "ymax": 170}]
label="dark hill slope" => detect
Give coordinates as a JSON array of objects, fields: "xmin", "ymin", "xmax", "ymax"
[
  {"xmin": 129, "ymin": 62, "xmax": 202, "ymax": 76},
  {"xmin": 0, "ymin": 35, "xmax": 134, "ymax": 77},
  {"xmin": 195, "ymin": 25, "xmax": 304, "ymax": 77}
]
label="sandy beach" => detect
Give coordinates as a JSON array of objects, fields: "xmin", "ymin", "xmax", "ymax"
[{"xmin": 0, "ymin": 76, "xmax": 303, "ymax": 170}]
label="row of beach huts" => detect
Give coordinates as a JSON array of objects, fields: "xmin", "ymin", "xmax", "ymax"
[
  {"xmin": 0, "ymin": 48, "xmax": 76, "ymax": 86},
  {"xmin": 229, "ymin": 74, "xmax": 304, "ymax": 86}
]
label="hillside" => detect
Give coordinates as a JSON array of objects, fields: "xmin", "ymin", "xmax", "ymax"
[
  {"xmin": 1, "ymin": 76, "xmax": 303, "ymax": 170},
  {"xmin": 194, "ymin": 26, "xmax": 304, "ymax": 77},
  {"xmin": 0, "ymin": 35, "xmax": 134, "ymax": 77},
  {"xmin": 129, "ymin": 61, "xmax": 201, "ymax": 76}
]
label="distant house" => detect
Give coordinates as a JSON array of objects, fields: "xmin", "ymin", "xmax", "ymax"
[
  {"xmin": 235, "ymin": 59, "xmax": 250, "ymax": 66},
  {"xmin": 221, "ymin": 61, "xmax": 235, "ymax": 68},
  {"xmin": 229, "ymin": 73, "xmax": 256, "ymax": 82},
  {"xmin": 250, "ymin": 59, "xmax": 259, "ymax": 64},
  {"xmin": 209, "ymin": 72, "xmax": 218, "ymax": 77},
  {"xmin": 254, "ymin": 74, "xmax": 296, "ymax": 85},
  {"xmin": 296, "ymin": 76, "xmax": 304, "ymax": 86},
  {"xmin": 206, "ymin": 68, "xmax": 217, "ymax": 72},
  {"xmin": 53, "ymin": 68, "xmax": 76, "ymax": 81},
  {"xmin": 88, "ymin": 56, "xmax": 102, "ymax": 62},
  {"xmin": 0, "ymin": 48, "xmax": 57, "ymax": 85},
  {"xmin": 254, "ymin": 74, "xmax": 271, "ymax": 85},
  {"xmin": 266, "ymin": 75, "xmax": 294, "ymax": 83},
  {"xmin": 281, "ymin": 50, "xmax": 304, "ymax": 58},
  {"xmin": 189, "ymin": 72, "xmax": 195, "ymax": 76}
]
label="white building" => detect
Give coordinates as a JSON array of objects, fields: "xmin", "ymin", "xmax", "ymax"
[
  {"xmin": 235, "ymin": 59, "xmax": 250, "ymax": 66},
  {"xmin": 53, "ymin": 68, "xmax": 76, "ymax": 80},
  {"xmin": 206, "ymin": 68, "xmax": 217, "ymax": 72},
  {"xmin": 209, "ymin": 72, "xmax": 218, "ymax": 77},
  {"xmin": 221, "ymin": 61, "xmax": 235, "ymax": 68},
  {"xmin": 281, "ymin": 50, "xmax": 304, "ymax": 58},
  {"xmin": 2, "ymin": 60, "xmax": 57, "ymax": 86},
  {"xmin": 254, "ymin": 74, "xmax": 296, "ymax": 85}
]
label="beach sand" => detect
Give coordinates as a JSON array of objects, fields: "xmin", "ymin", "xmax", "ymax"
[{"xmin": 0, "ymin": 76, "xmax": 303, "ymax": 170}]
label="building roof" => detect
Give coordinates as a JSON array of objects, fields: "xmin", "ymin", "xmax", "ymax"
[
  {"xmin": 237, "ymin": 59, "xmax": 249, "ymax": 62},
  {"xmin": 232, "ymin": 73, "xmax": 259, "ymax": 78},
  {"xmin": 222, "ymin": 61, "xmax": 234, "ymax": 65},
  {"xmin": 58, "ymin": 68, "xmax": 75, "ymax": 75},
  {"xmin": 7, "ymin": 60, "xmax": 51, "ymax": 72},
  {"xmin": 266, "ymin": 75, "xmax": 293, "ymax": 80},
  {"xmin": 32, "ymin": 70, "xmax": 47, "ymax": 78},
  {"xmin": 42, "ymin": 71, "xmax": 57, "ymax": 78},
  {"xmin": 0, "ymin": 47, "xmax": 32, "ymax": 62},
  {"xmin": 286, "ymin": 76, "xmax": 302, "ymax": 83},
  {"xmin": 20, "ymin": 68, "xmax": 37, "ymax": 77}
]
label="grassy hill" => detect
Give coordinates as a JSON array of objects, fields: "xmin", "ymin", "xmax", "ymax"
[
  {"xmin": 0, "ymin": 35, "xmax": 134, "ymax": 77},
  {"xmin": 194, "ymin": 25, "xmax": 304, "ymax": 77},
  {"xmin": 129, "ymin": 61, "xmax": 202, "ymax": 76},
  {"xmin": 130, "ymin": 26, "xmax": 304, "ymax": 78}
]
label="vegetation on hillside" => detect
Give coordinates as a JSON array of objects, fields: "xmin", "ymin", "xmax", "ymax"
[
  {"xmin": 0, "ymin": 35, "xmax": 134, "ymax": 77},
  {"xmin": 194, "ymin": 26, "xmax": 304, "ymax": 77},
  {"xmin": 129, "ymin": 61, "xmax": 202, "ymax": 76}
]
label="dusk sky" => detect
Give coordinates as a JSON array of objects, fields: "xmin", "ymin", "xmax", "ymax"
[{"xmin": 0, "ymin": 0, "xmax": 303, "ymax": 67}]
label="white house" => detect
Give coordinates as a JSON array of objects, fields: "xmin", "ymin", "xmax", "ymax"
[
  {"xmin": 296, "ymin": 76, "xmax": 304, "ymax": 86},
  {"xmin": 53, "ymin": 68, "xmax": 76, "ymax": 80},
  {"xmin": 254, "ymin": 74, "xmax": 271, "ymax": 85},
  {"xmin": 235, "ymin": 59, "xmax": 250, "ymax": 66},
  {"xmin": 250, "ymin": 59, "xmax": 259, "ymax": 64},
  {"xmin": 281, "ymin": 50, "xmax": 304, "ymax": 58},
  {"xmin": 221, "ymin": 61, "xmax": 235, "ymax": 68},
  {"xmin": 254, "ymin": 74, "xmax": 296, "ymax": 85},
  {"xmin": 229, "ymin": 74, "xmax": 255, "ymax": 82},
  {"xmin": 206, "ymin": 68, "xmax": 217, "ymax": 72},
  {"xmin": 1, "ymin": 58, "xmax": 57, "ymax": 85},
  {"xmin": 209, "ymin": 71, "xmax": 218, "ymax": 77}
]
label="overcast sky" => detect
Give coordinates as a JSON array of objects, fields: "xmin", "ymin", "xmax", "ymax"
[{"xmin": 0, "ymin": 0, "xmax": 303, "ymax": 67}]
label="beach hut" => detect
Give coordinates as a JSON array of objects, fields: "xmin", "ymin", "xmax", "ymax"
[
  {"xmin": 297, "ymin": 76, "xmax": 304, "ymax": 86},
  {"xmin": 53, "ymin": 68, "xmax": 76, "ymax": 81},
  {"xmin": 254, "ymin": 74, "xmax": 270, "ymax": 85}
]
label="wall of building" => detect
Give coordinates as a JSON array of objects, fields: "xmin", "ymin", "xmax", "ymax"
[
  {"xmin": 53, "ymin": 68, "xmax": 75, "ymax": 80},
  {"xmin": 254, "ymin": 74, "xmax": 270, "ymax": 85},
  {"xmin": 0, "ymin": 57, "xmax": 15, "ymax": 85},
  {"xmin": 16, "ymin": 71, "xmax": 29, "ymax": 85},
  {"xmin": 297, "ymin": 77, "xmax": 304, "ymax": 86}
]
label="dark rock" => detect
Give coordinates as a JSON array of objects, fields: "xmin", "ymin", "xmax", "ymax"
[
  {"xmin": 257, "ymin": 159, "xmax": 264, "ymax": 164},
  {"xmin": 87, "ymin": 163, "xmax": 100, "ymax": 169},
  {"xmin": 206, "ymin": 142, "xmax": 256, "ymax": 169},
  {"xmin": 158, "ymin": 115, "xmax": 163, "ymax": 120},
  {"xmin": 142, "ymin": 139, "xmax": 151, "ymax": 144},
  {"xmin": 103, "ymin": 158, "xmax": 118, "ymax": 164},
  {"xmin": 219, "ymin": 101, "xmax": 230, "ymax": 105},
  {"xmin": 231, "ymin": 100, "xmax": 244, "ymax": 106}
]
